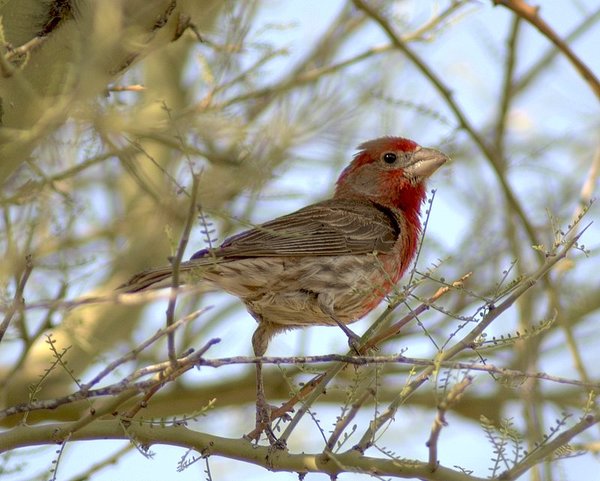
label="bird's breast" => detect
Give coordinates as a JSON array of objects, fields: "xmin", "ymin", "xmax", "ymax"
[{"xmin": 201, "ymin": 250, "xmax": 410, "ymax": 328}]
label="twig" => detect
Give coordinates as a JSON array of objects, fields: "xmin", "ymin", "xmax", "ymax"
[
  {"xmin": 108, "ymin": 84, "xmax": 146, "ymax": 92},
  {"xmin": 192, "ymin": 354, "xmax": 598, "ymax": 389},
  {"xmin": 166, "ymin": 173, "xmax": 201, "ymax": 362},
  {"xmin": 244, "ymin": 372, "xmax": 326, "ymax": 442},
  {"xmin": 62, "ymin": 389, "xmax": 143, "ymax": 437},
  {"xmin": 81, "ymin": 308, "xmax": 208, "ymax": 392},
  {"xmin": 276, "ymin": 361, "xmax": 346, "ymax": 445},
  {"xmin": 0, "ymin": 337, "xmax": 220, "ymax": 421},
  {"xmin": 362, "ymin": 273, "xmax": 471, "ymax": 350},
  {"xmin": 1, "ymin": 36, "xmax": 48, "ymax": 77},
  {"xmin": 4, "ymin": 36, "xmax": 48, "ymax": 63},
  {"xmin": 122, "ymin": 337, "xmax": 219, "ymax": 419},
  {"xmin": 326, "ymin": 388, "xmax": 374, "ymax": 452},
  {"xmin": 407, "ymin": 189, "xmax": 437, "ymax": 287}
]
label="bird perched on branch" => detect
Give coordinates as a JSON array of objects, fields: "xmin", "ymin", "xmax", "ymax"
[{"xmin": 120, "ymin": 136, "xmax": 448, "ymax": 442}]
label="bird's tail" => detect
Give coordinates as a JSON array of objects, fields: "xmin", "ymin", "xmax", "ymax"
[
  {"xmin": 117, "ymin": 266, "xmax": 175, "ymax": 293},
  {"xmin": 117, "ymin": 260, "xmax": 206, "ymax": 293}
]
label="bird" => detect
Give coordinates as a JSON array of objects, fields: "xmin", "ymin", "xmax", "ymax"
[{"xmin": 120, "ymin": 136, "xmax": 448, "ymax": 440}]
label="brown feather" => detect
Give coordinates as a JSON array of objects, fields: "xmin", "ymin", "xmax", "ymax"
[{"xmin": 192, "ymin": 198, "xmax": 400, "ymax": 259}]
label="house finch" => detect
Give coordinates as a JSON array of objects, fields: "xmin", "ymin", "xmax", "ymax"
[{"xmin": 121, "ymin": 136, "xmax": 447, "ymax": 438}]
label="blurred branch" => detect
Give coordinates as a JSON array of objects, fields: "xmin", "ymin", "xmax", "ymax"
[
  {"xmin": 493, "ymin": 17, "xmax": 522, "ymax": 156},
  {"xmin": 558, "ymin": 146, "xmax": 600, "ymax": 385},
  {"xmin": 2, "ymin": 36, "xmax": 48, "ymax": 66},
  {"xmin": 427, "ymin": 376, "xmax": 473, "ymax": 471},
  {"xmin": 200, "ymin": 0, "xmax": 468, "ymax": 113},
  {"xmin": 1, "ymin": 149, "xmax": 128, "ymax": 206},
  {"xmin": 512, "ymin": 5, "xmax": 600, "ymax": 96},
  {"xmin": 569, "ymin": 147, "xmax": 600, "ymax": 236},
  {"xmin": 63, "ymin": 445, "xmax": 135, "ymax": 481},
  {"xmin": 494, "ymin": 0, "xmax": 600, "ymax": 102},
  {"xmin": 0, "ymin": 255, "xmax": 33, "ymax": 342}
]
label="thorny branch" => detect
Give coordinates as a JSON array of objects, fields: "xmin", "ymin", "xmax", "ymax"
[
  {"xmin": 0, "ymin": 315, "xmax": 213, "ymax": 420},
  {"xmin": 353, "ymin": 226, "xmax": 588, "ymax": 452},
  {"xmin": 499, "ymin": 414, "xmax": 599, "ymax": 480}
]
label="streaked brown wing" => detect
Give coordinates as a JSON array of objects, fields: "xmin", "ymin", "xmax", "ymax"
[{"xmin": 192, "ymin": 199, "xmax": 400, "ymax": 259}]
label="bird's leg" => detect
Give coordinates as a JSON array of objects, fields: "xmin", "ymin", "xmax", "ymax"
[
  {"xmin": 317, "ymin": 294, "xmax": 362, "ymax": 354},
  {"xmin": 251, "ymin": 323, "xmax": 270, "ymax": 426},
  {"xmin": 251, "ymin": 322, "xmax": 284, "ymax": 447}
]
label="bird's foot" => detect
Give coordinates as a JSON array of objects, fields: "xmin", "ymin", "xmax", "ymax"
[
  {"xmin": 252, "ymin": 400, "xmax": 287, "ymax": 449},
  {"xmin": 317, "ymin": 296, "xmax": 363, "ymax": 354},
  {"xmin": 344, "ymin": 327, "xmax": 362, "ymax": 355}
]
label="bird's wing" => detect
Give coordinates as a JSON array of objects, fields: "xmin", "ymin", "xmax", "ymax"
[
  {"xmin": 191, "ymin": 199, "xmax": 401, "ymax": 259},
  {"xmin": 118, "ymin": 200, "xmax": 402, "ymax": 292}
]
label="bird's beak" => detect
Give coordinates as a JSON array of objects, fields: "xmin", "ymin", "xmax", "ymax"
[{"xmin": 404, "ymin": 147, "xmax": 449, "ymax": 179}]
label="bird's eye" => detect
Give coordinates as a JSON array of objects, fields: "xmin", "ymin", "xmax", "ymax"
[{"xmin": 382, "ymin": 152, "xmax": 397, "ymax": 164}]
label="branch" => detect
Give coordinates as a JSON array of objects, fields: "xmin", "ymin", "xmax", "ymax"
[
  {"xmin": 0, "ymin": 420, "xmax": 489, "ymax": 481},
  {"xmin": 81, "ymin": 308, "xmax": 207, "ymax": 392},
  {"xmin": 493, "ymin": 16, "xmax": 522, "ymax": 156},
  {"xmin": 2, "ymin": 36, "xmax": 49, "ymax": 68},
  {"xmin": 191, "ymin": 354, "xmax": 599, "ymax": 389},
  {"xmin": 203, "ymin": 1, "xmax": 470, "ymax": 113}
]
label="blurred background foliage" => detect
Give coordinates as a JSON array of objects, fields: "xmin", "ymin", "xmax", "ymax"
[{"xmin": 1, "ymin": 1, "xmax": 599, "ymax": 480}]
